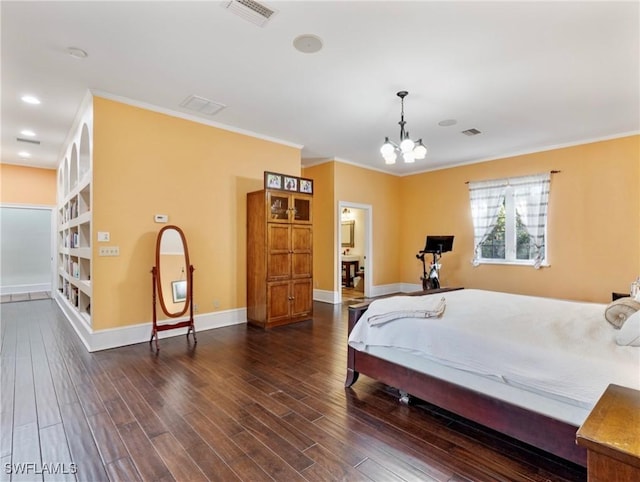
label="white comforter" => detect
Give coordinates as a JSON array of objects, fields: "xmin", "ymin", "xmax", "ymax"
[{"xmin": 348, "ymin": 289, "xmax": 640, "ymax": 408}]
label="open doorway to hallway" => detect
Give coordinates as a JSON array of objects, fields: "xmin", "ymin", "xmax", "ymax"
[{"xmin": 338, "ymin": 202, "xmax": 372, "ymax": 303}]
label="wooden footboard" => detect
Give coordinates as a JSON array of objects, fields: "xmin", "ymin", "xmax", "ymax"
[{"xmin": 345, "ymin": 295, "xmax": 587, "ymax": 467}]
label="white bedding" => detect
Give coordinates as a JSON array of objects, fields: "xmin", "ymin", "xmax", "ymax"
[{"xmin": 348, "ymin": 289, "xmax": 640, "ymax": 411}]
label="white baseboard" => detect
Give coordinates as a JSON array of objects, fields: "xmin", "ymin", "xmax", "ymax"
[
  {"xmin": 1, "ymin": 283, "xmax": 51, "ymax": 295},
  {"xmin": 369, "ymin": 283, "xmax": 405, "ymax": 298},
  {"xmin": 399, "ymin": 282, "xmax": 422, "ymax": 293},
  {"xmin": 55, "ymin": 293, "xmax": 246, "ymax": 352},
  {"xmin": 313, "ymin": 289, "xmax": 339, "ymax": 304}
]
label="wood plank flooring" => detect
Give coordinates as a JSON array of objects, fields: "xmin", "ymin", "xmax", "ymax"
[{"xmin": 0, "ymin": 299, "xmax": 586, "ymax": 481}]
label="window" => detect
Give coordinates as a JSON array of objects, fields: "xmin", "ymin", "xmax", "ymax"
[
  {"xmin": 469, "ymin": 173, "xmax": 550, "ymax": 268},
  {"xmin": 479, "ymin": 190, "xmax": 544, "ymax": 262}
]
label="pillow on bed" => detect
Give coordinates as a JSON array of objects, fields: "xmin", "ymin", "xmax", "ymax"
[
  {"xmin": 604, "ymin": 297, "xmax": 640, "ymax": 329},
  {"xmin": 615, "ymin": 310, "xmax": 640, "ymax": 346}
]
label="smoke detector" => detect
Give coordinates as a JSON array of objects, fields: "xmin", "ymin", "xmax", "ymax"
[
  {"xmin": 221, "ymin": 0, "xmax": 277, "ymax": 27},
  {"xmin": 293, "ymin": 35, "xmax": 323, "ymax": 54}
]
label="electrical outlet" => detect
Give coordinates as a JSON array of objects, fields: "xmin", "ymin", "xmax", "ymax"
[
  {"xmin": 98, "ymin": 246, "xmax": 120, "ymax": 256},
  {"xmin": 213, "ymin": 299, "xmax": 220, "ymax": 309},
  {"xmin": 193, "ymin": 303, "xmax": 199, "ymax": 313}
]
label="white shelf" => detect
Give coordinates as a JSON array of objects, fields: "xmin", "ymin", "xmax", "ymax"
[
  {"xmin": 57, "ymin": 112, "xmax": 93, "ymax": 329},
  {"xmin": 69, "ymin": 211, "xmax": 91, "ymax": 228},
  {"xmin": 72, "ymin": 278, "xmax": 92, "ymax": 296},
  {"xmin": 70, "ymin": 247, "xmax": 91, "ymax": 259}
]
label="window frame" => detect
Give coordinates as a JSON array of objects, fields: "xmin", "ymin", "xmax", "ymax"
[{"xmin": 476, "ymin": 185, "xmax": 549, "ymax": 267}]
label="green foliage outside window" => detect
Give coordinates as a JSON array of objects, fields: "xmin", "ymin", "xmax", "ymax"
[{"xmin": 480, "ymin": 202, "xmax": 542, "ymax": 260}]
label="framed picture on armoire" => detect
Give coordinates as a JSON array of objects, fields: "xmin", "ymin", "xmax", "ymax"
[{"xmin": 265, "ymin": 172, "xmax": 282, "ymax": 189}]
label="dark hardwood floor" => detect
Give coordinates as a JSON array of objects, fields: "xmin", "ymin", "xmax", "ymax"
[{"xmin": 1, "ymin": 299, "xmax": 586, "ymax": 481}]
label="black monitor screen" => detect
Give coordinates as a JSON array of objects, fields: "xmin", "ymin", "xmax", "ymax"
[{"xmin": 423, "ymin": 235, "xmax": 454, "ymax": 253}]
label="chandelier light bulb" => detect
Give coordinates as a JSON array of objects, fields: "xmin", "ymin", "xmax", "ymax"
[
  {"xmin": 400, "ymin": 138, "xmax": 415, "ymax": 153},
  {"xmin": 384, "ymin": 152, "xmax": 397, "ymax": 164},
  {"xmin": 403, "ymin": 152, "xmax": 415, "ymax": 163},
  {"xmin": 380, "ymin": 140, "xmax": 395, "ymax": 156},
  {"xmin": 414, "ymin": 141, "xmax": 427, "ymax": 160}
]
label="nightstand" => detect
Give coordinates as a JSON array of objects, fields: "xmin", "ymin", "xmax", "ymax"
[{"xmin": 577, "ymin": 384, "xmax": 640, "ymax": 481}]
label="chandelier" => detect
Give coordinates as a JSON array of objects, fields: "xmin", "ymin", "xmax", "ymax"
[{"xmin": 380, "ymin": 91, "xmax": 427, "ymax": 164}]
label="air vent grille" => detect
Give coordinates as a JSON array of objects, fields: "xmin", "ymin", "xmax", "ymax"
[
  {"xmin": 180, "ymin": 95, "xmax": 226, "ymax": 116},
  {"xmin": 17, "ymin": 137, "xmax": 41, "ymax": 145},
  {"xmin": 222, "ymin": 0, "xmax": 277, "ymax": 27},
  {"xmin": 462, "ymin": 128, "xmax": 482, "ymax": 136}
]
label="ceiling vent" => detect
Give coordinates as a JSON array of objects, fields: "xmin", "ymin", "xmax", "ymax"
[
  {"xmin": 221, "ymin": 0, "xmax": 277, "ymax": 27},
  {"xmin": 461, "ymin": 128, "xmax": 482, "ymax": 136},
  {"xmin": 16, "ymin": 137, "xmax": 41, "ymax": 145},
  {"xmin": 180, "ymin": 95, "xmax": 226, "ymax": 116}
]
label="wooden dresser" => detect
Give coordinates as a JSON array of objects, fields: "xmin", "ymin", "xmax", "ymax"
[
  {"xmin": 246, "ymin": 189, "xmax": 313, "ymax": 328},
  {"xmin": 577, "ymin": 384, "xmax": 640, "ymax": 481}
]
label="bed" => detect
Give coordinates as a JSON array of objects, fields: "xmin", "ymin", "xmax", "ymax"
[{"xmin": 345, "ymin": 288, "xmax": 640, "ymax": 466}]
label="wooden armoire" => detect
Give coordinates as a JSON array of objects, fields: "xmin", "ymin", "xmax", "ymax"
[{"xmin": 246, "ymin": 188, "xmax": 313, "ymax": 328}]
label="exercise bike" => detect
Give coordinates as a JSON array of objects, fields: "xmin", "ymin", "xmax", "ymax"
[
  {"xmin": 416, "ymin": 250, "xmax": 442, "ymax": 290},
  {"xmin": 416, "ymin": 235, "xmax": 454, "ymax": 291}
]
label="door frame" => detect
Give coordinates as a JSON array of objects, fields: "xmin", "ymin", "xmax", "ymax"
[{"xmin": 337, "ymin": 201, "xmax": 372, "ymax": 303}]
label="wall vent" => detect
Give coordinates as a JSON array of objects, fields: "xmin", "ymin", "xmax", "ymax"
[
  {"xmin": 180, "ymin": 95, "xmax": 226, "ymax": 116},
  {"xmin": 221, "ymin": 0, "xmax": 277, "ymax": 27},
  {"xmin": 16, "ymin": 137, "xmax": 41, "ymax": 145},
  {"xmin": 461, "ymin": 128, "xmax": 482, "ymax": 136}
]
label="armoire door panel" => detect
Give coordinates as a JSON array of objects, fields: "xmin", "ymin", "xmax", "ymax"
[
  {"xmin": 268, "ymin": 224, "xmax": 291, "ymax": 251},
  {"xmin": 266, "ymin": 192, "xmax": 291, "ymax": 223},
  {"xmin": 291, "ymin": 225, "xmax": 312, "ymax": 251},
  {"xmin": 291, "ymin": 279, "xmax": 312, "ymax": 317},
  {"xmin": 267, "ymin": 282, "xmax": 291, "ymax": 322},
  {"xmin": 291, "ymin": 253, "xmax": 312, "ymax": 278},
  {"xmin": 267, "ymin": 253, "xmax": 290, "ymax": 280},
  {"xmin": 292, "ymin": 196, "xmax": 312, "ymax": 224}
]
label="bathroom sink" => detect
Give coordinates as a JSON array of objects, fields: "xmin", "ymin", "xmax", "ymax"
[{"xmin": 342, "ymin": 255, "xmax": 359, "ymax": 262}]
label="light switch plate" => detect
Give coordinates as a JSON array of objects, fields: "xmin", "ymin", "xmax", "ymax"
[
  {"xmin": 97, "ymin": 231, "xmax": 110, "ymax": 242},
  {"xmin": 154, "ymin": 214, "xmax": 168, "ymax": 223}
]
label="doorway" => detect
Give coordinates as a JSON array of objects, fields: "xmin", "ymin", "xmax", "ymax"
[
  {"xmin": 338, "ymin": 202, "xmax": 372, "ymax": 303},
  {"xmin": 0, "ymin": 205, "xmax": 54, "ymax": 299}
]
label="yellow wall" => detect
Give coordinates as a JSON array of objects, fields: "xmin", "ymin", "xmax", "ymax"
[
  {"xmin": 303, "ymin": 162, "xmax": 402, "ymax": 291},
  {"xmin": 302, "ymin": 162, "xmax": 334, "ymax": 291},
  {"xmin": 400, "ymin": 135, "xmax": 640, "ymax": 303},
  {"xmin": 1, "ymin": 164, "xmax": 57, "ymax": 205},
  {"xmin": 91, "ymin": 97, "xmax": 301, "ymax": 330}
]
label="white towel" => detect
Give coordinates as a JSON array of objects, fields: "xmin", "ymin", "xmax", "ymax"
[{"xmin": 367, "ymin": 297, "xmax": 446, "ymax": 326}]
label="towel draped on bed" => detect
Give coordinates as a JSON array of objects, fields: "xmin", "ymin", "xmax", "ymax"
[{"xmin": 367, "ymin": 297, "xmax": 446, "ymax": 326}]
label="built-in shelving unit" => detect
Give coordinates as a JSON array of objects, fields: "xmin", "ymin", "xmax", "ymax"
[{"xmin": 56, "ymin": 104, "xmax": 93, "ymax": 328}]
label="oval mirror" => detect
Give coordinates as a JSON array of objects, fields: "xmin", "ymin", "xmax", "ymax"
[{"xmin": 155, "ymin": 225, "xmax": 190, "ymax": 317}]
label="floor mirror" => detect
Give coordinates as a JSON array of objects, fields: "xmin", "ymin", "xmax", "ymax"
[{"xmin": 150, "ymin": 225, "xmax": 196, "ymax": 351}]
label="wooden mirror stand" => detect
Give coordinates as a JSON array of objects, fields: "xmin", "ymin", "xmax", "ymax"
[{"xmin": 150, "ymin": 225, "xmax": 196, "ymax": 351}]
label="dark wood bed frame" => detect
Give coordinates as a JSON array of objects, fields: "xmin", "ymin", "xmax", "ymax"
[{"xmin": 345, "ymin": 289, "xmax": 587, "ymax": 467}]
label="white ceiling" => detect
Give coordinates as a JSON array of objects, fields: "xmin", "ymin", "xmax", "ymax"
[{"xmin": 2, "ymin": 1, "xmax": 639, "ymax": 176}]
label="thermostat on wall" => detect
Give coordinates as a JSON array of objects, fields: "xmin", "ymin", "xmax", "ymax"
[{"xmin": 154, "ymin": 214, "xmax": 169, "ymax": 223}]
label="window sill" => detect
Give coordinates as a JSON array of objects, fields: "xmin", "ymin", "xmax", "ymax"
[{"xmin": 476, "ymin": 259, "xmax": 549, "ymax": 268}]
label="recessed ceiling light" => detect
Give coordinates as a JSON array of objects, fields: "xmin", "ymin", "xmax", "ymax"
[
  {"xmin": 18, "ymin": 151, "xmax": 31, "ymax": 158},
  {"xmin": 21, "ymin": 95, "xmax": 41, "ymax": 105},
  {"xmin": 20, "ymin": 129, "xmax": 36, "ymax": 137},
  {"xmin": 438, "ymin": 119, "xmax": 457, "ymax": 127},
  {"xmin": 293, "ymin": 34, "xmax": 323, "ymax": 54},
  {"xmin": 67, "ymin": 47, "xmax": 88, "ymax": 59}
]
